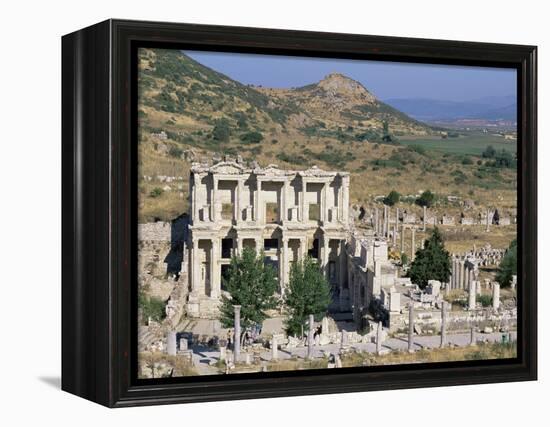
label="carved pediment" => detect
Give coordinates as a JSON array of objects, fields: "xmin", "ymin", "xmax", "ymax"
[{"xmin": 209, "ymin": 161, "xmax": 246, "ymax": 175}]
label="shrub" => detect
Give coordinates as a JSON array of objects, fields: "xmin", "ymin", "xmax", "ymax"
[
  {"xmin": 212, "ymin": 119, "xmax": 231, "ymax": 142},
  {"xmin": 477, "ymin": 294, "xmax": 493, "ymax": 307},
  {"xmin": 415, "ymin": 190, "xmax": 435, "ymax": 208},
  {"xmin": 383, "ymin": 190, "xmax": 401, "ymax": 206},
  {"xmin": 240, "ymin": 131, "xmax": 264, "ymax": 144},
  {"xmin": 168, "ymin": 146, "xmax": 183, "ymax": 158},
  {"xmin": 138, "ymin": 291, "xmax": 166, "ymax": 323},
  {"xmin": 149, "ymin": 187, "xmax": 163, "ymax": 198},
  {"xmin": 482, "ymin": 145, "xmax": 496, "ymax": 158}
]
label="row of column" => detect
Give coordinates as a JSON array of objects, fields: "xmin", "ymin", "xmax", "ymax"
[
  {"xmin": 449, "ymin": 258, "xmax": 475, "ymax": 291},
  {"xmin": 373, "ymin": 205, "xmax": 429, "ymax": 237},
  {"xmin": 190, "ymin": 235, "xmax": 345, "ymax": 299}
]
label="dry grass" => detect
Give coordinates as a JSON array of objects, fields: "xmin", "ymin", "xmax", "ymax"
[
  {"xmin": 342, "ymin": 342, "xmax": 516, "ymax": 367},
  {"xmin": 138, "ymin": 351, "xmax": 198, "ymax": 378}
]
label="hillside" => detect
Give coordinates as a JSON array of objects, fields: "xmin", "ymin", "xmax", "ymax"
[{"xmin": 137, "ymin": 48, "xmax": 517, "ymax": 224}]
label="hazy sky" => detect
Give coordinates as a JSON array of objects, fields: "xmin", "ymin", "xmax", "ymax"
[{"xmin": 185, "ymin": 50, "xmax": 516, "ymax": 103}]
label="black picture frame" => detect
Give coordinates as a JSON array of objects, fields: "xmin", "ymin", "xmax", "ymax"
[{"xmin": 62, "ymin": 19, "xmax": 537, "ymax": 407}]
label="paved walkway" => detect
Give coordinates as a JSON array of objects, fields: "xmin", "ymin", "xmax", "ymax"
[{"xmin": 190, "ymin": 331, "xmax": 516, "ymax": 370}]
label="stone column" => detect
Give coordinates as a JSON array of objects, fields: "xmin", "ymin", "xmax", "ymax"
[
  {"xmin": 486, "ymin": 208, "xmax": 491, "ymax": 232},
  {"xmin": 376, "ymin": 321, "xmax": 383, "ymax": 355},
  {"xmin": 210, "ymin": 239, "xmax": 220, "ymax": 298},
  {"xmin": 374, "ymin": 207, "xmax": 379, "ymax": 234},
  {"xmin": 396, "ymin": 207, "xmax": 400, "ymax": 228},
  {"xmin": 321, "ymin": 182, "xmax": 328, "ymax": 223},
  {"xmin": 322, "ymin": 236, "xmax": 330, "ymax": 276},
  {"xmin": 338, "ymin": 240, "xmax": 347, "ymax": 297},
  {"xmin": 440, "ymin": 302, "xmax": 447, "ymax": 348},
  {"xmin": 392, "ymin": 223, "xmax": 397, "ymax": 246},
  {"xmin": 233, "ymin": 305, "xmax": 241, "ymax": 362},
  {"xmin": 167, "ymin": 331, "xmax": 177, "ymax": 356},
  {"xmin": 450, "ymin": 256, "xmax": 457, "ymax": 289},
  {"xmin": 192, "ymin": 174, "xmax": 199, "ymax": 222},
  {"xmin": 281, "ymin": 237, "xmax": 289, "ymax": 295},
  {"xmin": 470, "ymin": 327, "xmax": 476, "ymax": 346},
  {"xmin": 271, "ymin": 335, "xmax": 278, "ymax": 360},
  {"xmin": 341, "ymin": 175, "xmax": 350, "ymax": 224},
  {"xmin": 408, "ymin": 303, "xmax": 415, "ymax": 352},
  {"xmin": 236, "ymin": 237, "xmax": 243, "ymax": 255},
  {"xmin": 382, "ymin": 205, "xmax": 388, "ymax": 237},
  {"xmin": 236, "ymin": 179, "xmax": 244, "ymax": 222},
  {"xmin": 492, "ymin": 283, "xmax": 500, "ymax": 310},
  {"xmin": 411, "ymin": 228, "xmax": 416, "ymax": 260},
  {"xmin": 400, "ymin": 224, "xmax": 405, "ymax": 253},
  {"xmin": 255, "ymin": 237, "xmax": 262, "ymax": 254},
  {"xmin": 423, "ymin": 206, "xmax": 427, "ymax": 231},
  {"xmin": 253, "ymin": 178, "xmax": 261, "ymax": 222},
  {"xmin": 307, "ymin": 314, "xmax": 314, "ymax": 359},
  {"xmin": 211, "ymin": 175, "xmax": 218, "ymax": 223},
  {"xmin": 282, "ymin": 180, "xmax": 289, "ymax": 223},
  {"xmin": 458, "ymin": 260, "xmax": 464, "ymax": 290},
  {"xmin": 299, "ymin": 237, "xmax": 307, "ymax": 261},
  {"xmin": 468, "ymin": 280, "xmax": 477, "ymax": 310},
  {"xmin": 301, "ymin": 177, "xmax": 307, "ymax": 222},
  {"xmin": 191, "ymin": 239, "xmax": 199, "ymax": 293}
]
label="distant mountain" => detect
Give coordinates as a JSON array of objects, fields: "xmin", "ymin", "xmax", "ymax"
[
  {"xmin": 137, "ymin": 48, "xmax": 432, "ymax": 145},
  {"xmin": 384, "ymin": 96, "xmax": 517, "ymax": 122}
]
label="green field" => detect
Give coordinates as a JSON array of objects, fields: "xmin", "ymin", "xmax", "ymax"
[{"xmin": 399, "ymin": 132, "xmax": 517, "ymax": 156}]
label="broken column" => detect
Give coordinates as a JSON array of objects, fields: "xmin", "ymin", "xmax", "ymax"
[
  {"xmin": 486, "ymin": 208, "xmax": 491, "ymax": 232},
  {"xmin": 492, "ymin": 283, "xmax": 500, "ymax": 310},
  {"xmin": 376, "ymin": 321, "xmax": 383, "ymax": 355},
  {"xmin": 271, "ymin": 335, "xmax": 278, "ymax": 360},
  {"xmin": 374, "ymin": 207, "xmax": 379, "ymax": 234},
  {"xmin": 440, "ymin": 302, "xmax": 447, "ymax": 348},
  {"xmin": 307, "ymin": 314, "xmax": 314, "ymax": 359},
  {"xmin": 468, "ymin": 280, "xmax": 477, "ymax": 310},
  {"xmin": 234, "ymin": 305, "xmax": 241, "ymax": 363},
  {"xmin": 408, "ymin": 303, "xmax": 415, "ymax": 353},
  {"xmin": 167, "ymin": 331, "xmax": 177, "ymax": 356},
  {"xmin": 470, "ymin": 327, "xmax": 476, "ymax": 346}
]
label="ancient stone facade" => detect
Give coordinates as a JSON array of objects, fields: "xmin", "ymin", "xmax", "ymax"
[{"xmin": 186, "ymin": 161, "xmax": 350, "ymax": 318}]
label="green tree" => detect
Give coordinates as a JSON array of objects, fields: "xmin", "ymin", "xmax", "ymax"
[
  {"xmin": 482, "ymin": 145, "xmax": 496, "ymax": 158},
  {"xmin": 284, "ymin": 257, "xmax": 332, "ymax": 337},
  {"xmin": 212, "ymin": 119, "xmax": 230, "ymax": 142},
  {"xmin": 408, "ymin": 228, "xmax": 451, "ymax": 289},
  {"xmin": 416, "ymin": 190, "xmax": 435, "ymax": 208},
  {"xmin": 383, "ymin": 190, "xmax": 401, "ymax": 206},
  {"xmin": 219, "ymin": 247, "xmax": 278, "ymax": 338},
  {"xmin": 496, "ymin": 239, "xmax": 517, "ymax": 287}
]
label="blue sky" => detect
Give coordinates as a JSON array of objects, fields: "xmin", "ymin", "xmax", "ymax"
[{"xmin": 185, "ymin": 50, "xmax": 516, "ymax": 103}]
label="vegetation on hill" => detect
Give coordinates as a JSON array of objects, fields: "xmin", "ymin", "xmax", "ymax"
[{"xmin": 137, "ymin": 48, "xmax": 518, "ymax": 224}]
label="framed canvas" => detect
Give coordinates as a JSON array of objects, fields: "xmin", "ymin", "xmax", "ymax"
[{"xmin": 61, "ymin": 19, "xmax": 537, "ymax": 407}]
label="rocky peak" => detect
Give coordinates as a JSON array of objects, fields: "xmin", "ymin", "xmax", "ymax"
[{"xmin": 317, "ymin": 73, "xmax": 377, "ymax": 104}]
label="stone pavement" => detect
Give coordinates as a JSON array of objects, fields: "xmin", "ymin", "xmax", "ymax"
[{"xmin": 189, "ymin": 331, "xmax": 517, "ymax": 370}]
